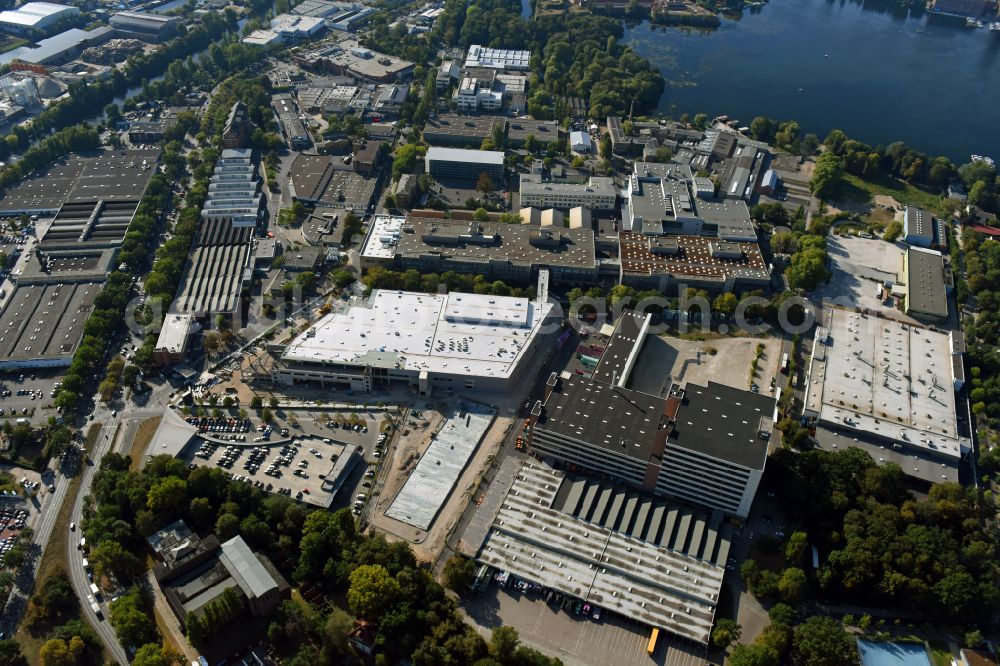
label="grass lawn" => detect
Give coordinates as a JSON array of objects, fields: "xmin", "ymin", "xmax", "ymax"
[
  {"xmin": 16, "ymin": 423, "xmax": 102, "ymax": 665},
  {"xmin": 0, "ymin": 35, "xmax": 28, "ymax": 55},
  {"xmin": 0, "ymin": 470, "xmax": 15, "ymax": 493},
  {"xmin": 839, "ymin": 173, "xmax": 946, "ymax": 214},
  {"xmin": 128, "ymin": 416, "xmax": 161, "ymax": 471}
]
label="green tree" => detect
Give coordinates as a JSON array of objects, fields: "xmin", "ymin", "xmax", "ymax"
[
  {"xmin": 785, "ymin": 531, "xmax": 809, "ymax": 566},
  {"xmin": 729, "ymin": 643, "xmax": 780, "ymax": 666},
  {"xmin": 215, "ymin": 512, "xmax": 240, "ymax": 540},
  {"xmin": 477, "ymin": 172, "xmax": 495, "ymax": 195},
  {"xmin": 442, "ymin": 555, "xmax": 477, "ymax": 594},
  {"xmin": 347, "ymin": 564, "xmax": 401, "ymax": 620},
  {"xmin": 489, "ymin": 625, "xmax": 520, "ymax": 664},
  {"xmin": 599, "ymin": 133, "xmax": 612, "ymax": 160},
  {"xmin": 109, "ymin": 590, "xmax": 157, "ymax": 650},
  {"xmin": 712, "ymin": 292, "xmax": 737, "ymax": 316},
  {"xmin": 791, "ymin": 616, "xmax": 857, "ymax": 666},
  {"xmin": 810, "ymin": 151, "xmax": 845, "ymax": 200},
  {"xmin": 147, "ymin": 476, "xmax": 188, "ymax": 516},
  {"xmin": 883, "ymin": 220, "xmax": 902, "ymax": 242},
  {"xmin": 711, "ymin": 618, "xmax": 741, "ymax": 649},
  {"xmin": 131, "ymin": 644, "xmax": 170, "ymax": 666},
  {"xmin": 778, "ymin": 567, "xmax": 808, "ymax": 604},
  {"xmin": 0, "ymin": 639, "xmax": 26, "ymax": 666}
]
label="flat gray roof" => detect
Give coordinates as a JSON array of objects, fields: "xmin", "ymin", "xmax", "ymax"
[
  {"xmin": 537, "ymin": 374, "xmax": 668, "ymax": 463},
  {"xmin": 667, "ymin": 382, "xmax": 772, "ymax": 471},
  {"xmin": 385, "ymin": 403, "xmax": 495, "ymax": 530},
  {"xmin": 0, "ymin": 281, "xmax": 102, "ymax": 365},
  {"xmin": 219, "ymin": 536, "xmax": 279, "ymax": 599},
  {"xmin": 468, "ymin": 458, "xmax": 728, "ymax": 644},
  {"xmin": 804, "ymin": 309, "xmax": 963, "ymax": 459},
  {"xmin": 905, "ymin": 247, "xmax": 947, "ymax": 319},
  {"xmin": 426, "ymin": 146, "xmax": 504, "ymax": 165},
  {"xmin": 591, "ymin": 312, "xmax": 647, "ymax": 386},
  {"xmin": 367, "ymin": 216, "xmax": 596, "ymax": 271},
  {"xmin": 0, "ymin": 149, "xmax": 159, "ymax": 214}
]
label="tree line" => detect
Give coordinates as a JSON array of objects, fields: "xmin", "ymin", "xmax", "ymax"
[
  {"xmin": 363, "ymin": 266, "xmax": 537, "ymax": 298},
  {"xmin": 749, "ymin": 447, "xmax": 1000, "ymax": 623}
]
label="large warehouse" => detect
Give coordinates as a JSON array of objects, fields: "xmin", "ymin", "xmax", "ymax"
[
  {"xmin": 460, "ymin": 457, "xmax": 732, "ymax": 645},
  {"xmin": 273, "ymin": 288, "xmax": 558, "ymax": 395},
  {"xmin": 0, "ymin": 2, "xmax": 80, "ymax": 34},
  {"xmin": 803, "ymin": 308, "xmax": 968, "ymax": 485}
]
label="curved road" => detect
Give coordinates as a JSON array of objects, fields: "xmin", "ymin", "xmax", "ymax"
[{"xmin": 64, "ymin": 383, "xmax": 175, "ymax": 665}]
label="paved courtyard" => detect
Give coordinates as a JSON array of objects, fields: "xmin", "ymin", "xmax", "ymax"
[{"xmin": 463, "ymin": 585, "xmax": 708, "ymax": 666}]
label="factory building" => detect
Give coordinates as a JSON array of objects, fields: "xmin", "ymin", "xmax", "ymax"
[
  {"xmin": 527, "ymin": 313, "xmax": 773, "ymax": 519},
  {"xmin": 273, "ymin": 286, "xmax": 558, "ymax": 395},
  {"xmin": 803, "ymin": 308, "xmax": 968, "ymax": 486},
  {"xmin": 425, "ymin": 147, "xmax": 504, "ymax": 181}
]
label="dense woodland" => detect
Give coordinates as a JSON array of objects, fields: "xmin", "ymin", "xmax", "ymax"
[{"xmin": 743, "ymin": 448, "xmax": 1000, "ymax": 624}]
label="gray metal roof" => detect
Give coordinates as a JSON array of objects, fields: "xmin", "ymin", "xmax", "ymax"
[
  {"xmin": 468, "ymin": 458, "xmax": 729, "ymax": 644},
  {"xmin": 220, "ymin": 536, "xmax": 278, "ymax": 599}
]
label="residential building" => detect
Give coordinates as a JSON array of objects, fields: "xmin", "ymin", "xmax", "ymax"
[
  {"xmin": 222, "ymin": 101, "xmax": 249, "ymax": 149},
  {"xmin": 353, "ymin": 140, "xmax": 381, "ymax": 175},
  {"xmin": 436, "ymin": 59, "xmax": 460, "ymax": 91},
  {"xmin": 903, "ymin": 247, "xmax": 948, "ymax": 321},
  {"xmin": 153, "ymin": 314, "xmax": 197, "ymax": 365},
  {"xmin": 426, "ymin": 146, "xmax": 504, "ymax": 181},
  {"xmin": 527, "ymin": 312, "xmax": 772, "ymax": 519},
  {"xmin": 200, "ymin": 148, "xmax": 264, "ymax": 228},
  {"xmin": 519, "ymin": 175, "xmax": 617, "ymax": 210},
  {"xmin": 453, "ymin": 77, "xmax": 502, "ymax": 112},
  {"xmin": 293, "ymin": 41, "xmax": 414, "ymax": 83},
  {"xmin": 271, "ymin": 93, "xmax": 311, "ymax": 150},
  {"xmin": 618, "ymin": 232, "xmax": 769, "ymax": 292},
  {"xmin": 624, "ymin": 165, "xmax": 757, "ymax": 241},
  {"xmin": 506, "ymin": 119, "xmax": 561, "ymax": 149},
  {"xmin": 153, "ymin": 527, "xmax": 290, "ymax": 630}
]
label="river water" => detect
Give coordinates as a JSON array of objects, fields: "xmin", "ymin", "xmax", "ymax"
[{"xmin": 623, "ymin": 0, "xmax": 1000, "ymax": 163}]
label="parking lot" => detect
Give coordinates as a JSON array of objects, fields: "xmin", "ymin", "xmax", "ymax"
[
  {"xmin": 0, "ymin": 371, "xmax": 63, "ymax": 424},
  {"xmin": 463, "ymin": 582, "xmax": 708, "ymax": 666},
  {"xmin": 814, "ymin": 235, "xmax": 906, "ymax": 313},
  {"xmin": 180, "ymin": 410, "xmax": 386, "ymax": 509}
]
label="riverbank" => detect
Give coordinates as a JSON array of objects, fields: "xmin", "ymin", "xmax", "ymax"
[{"xmin": 623, "ymin": 0, "xmax": 1000, "ymax": 162}]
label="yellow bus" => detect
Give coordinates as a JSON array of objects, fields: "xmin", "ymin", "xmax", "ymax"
[{"xmin": 646, "ymin": 627, "xmax": 659, "ymax": 655}]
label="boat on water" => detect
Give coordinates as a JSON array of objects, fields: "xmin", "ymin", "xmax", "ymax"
[
  {"xmin": 966, "ymin": 17, "xmax": 984, "ymax": 28},
  {"xmin": 989, "ymin": 21, "xmax": 1000, "ymax": 31}
]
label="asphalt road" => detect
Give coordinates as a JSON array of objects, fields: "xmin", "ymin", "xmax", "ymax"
[{"xmin": 64, "ymin": 381, "xmax": 175, "ymax": 665}]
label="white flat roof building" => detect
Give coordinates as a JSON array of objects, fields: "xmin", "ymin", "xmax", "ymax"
[
  {"xmin": 464, "ymin": 44, "xmax": 531, "ymax": 70},
  {"xmin": 0, "ymin": 2, "xmax": 79, "ymax": 32},
  {"xmin": 804, "ymin": 309, "xmax": 968, "ymax": 480},
  {"xmin": 275, "ymin": 289, "xmax": 557, "ymax": 395}
]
